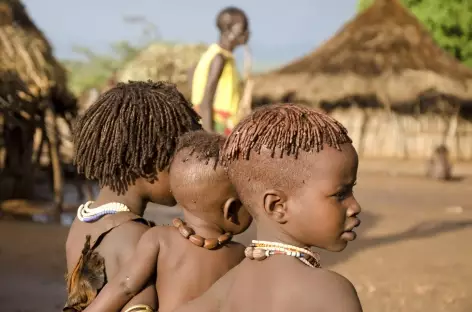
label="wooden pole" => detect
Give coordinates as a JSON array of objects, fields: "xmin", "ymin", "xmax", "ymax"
[
  {"xmin": 235, "ymin": 44, "xmax": 254, "ymax": 124},
  {"xmin": 44, "ymin": 104, "xmax": 63, "ymax": 220}
]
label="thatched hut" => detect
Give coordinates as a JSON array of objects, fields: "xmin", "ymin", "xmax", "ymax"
[
  {"xmin": 118, "ymin": 42, "xmax": 208, "ymax": 98},
  {"xmin": 0, "ymin": 0, "xmax": 77, "ymax": 210},
  {"xmin": 253, "ymin": 0, "xmax": 472, "ymax": 160}
]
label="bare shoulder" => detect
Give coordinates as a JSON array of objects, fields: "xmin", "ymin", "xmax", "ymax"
[
  {"xmin": 116, "ymin": 219, "xmax": 152, "ymax": 240},
  {"xmin": 228, "ymin": 242, "xmax": 246, "ymax": 260},
  {"xmin": 294, "ymin": 268, "xmax": 363, "ymax": 312},
  {"xmin": 130, "ymin": 225, "xmax": 171, "ymax": 245},
  {"xmin": 211, "ymin": 53, "xmax": 226, "ymax": 67},
  {"xmin": 174, "ymin": 264, "xmax": 240, "ymax": 312},
  {"xmin": 106, "ymin": 220, "xmax": 158, "ymax": 254}
]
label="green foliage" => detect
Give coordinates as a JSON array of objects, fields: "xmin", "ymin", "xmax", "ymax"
[
  {"xmin": 62, "ymin": 15, "xmax": 160, "ymax": 96},
  {"xmin": 62, "ymin": 40, "xmax": 141, "ymax": 95},
  {"xmin": 357, "ymin": 0, "xmax": 472, "ymax": 67}
]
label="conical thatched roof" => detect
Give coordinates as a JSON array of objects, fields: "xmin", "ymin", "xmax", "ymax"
[
  {"xmin": 118, "ymin": 42, "xmax": 208, "ymax": 98},
  {"xmin": 253, "ymin": 0, "xmax": 472, "ymax": 112},
  {"xmin": 0, "ymin": 0, "xmax": 76, "ymax": 114}
]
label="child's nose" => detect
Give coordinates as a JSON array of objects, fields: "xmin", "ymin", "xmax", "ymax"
[{"xmin": 347, "ymin": 199, "xmax": 361, "ymax": 217}]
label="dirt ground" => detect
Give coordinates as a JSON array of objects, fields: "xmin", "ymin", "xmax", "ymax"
[{"xmin": 1, "ymin": 163, "xmax": 471, "ymax": 312}]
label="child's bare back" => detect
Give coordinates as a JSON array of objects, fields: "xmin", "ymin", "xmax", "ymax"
[
  {"xmin": 131, "ymin": 224, "xmax": 245, "ymax": 311},
  {"xmin": 183, "ymin": 257, "xmax": 361, "ymax": 312}
]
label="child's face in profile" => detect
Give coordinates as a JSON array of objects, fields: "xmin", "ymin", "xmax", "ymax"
[
  {"xmin": 285, "ymin": 143, "xmax": 361, "ymax": 252},
  {"xmin": 232, "ymin": 22, "xmax": 249, "ymax": 45}
]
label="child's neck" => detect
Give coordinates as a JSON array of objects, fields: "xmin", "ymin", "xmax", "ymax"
[
  {"xmin": 217, "ymin": 37, "xmax": 235, "ymax": 52},
  {"xmin": 92, "ymin": 186, "xmax": 148, "ymax": 216},
  {"xmin": 255, "ymin": 222, "xmax": 307, "ymax": 248},
  {"xmin": 181, "ymin": 209, "xmax": 225, "ymax": 238}
]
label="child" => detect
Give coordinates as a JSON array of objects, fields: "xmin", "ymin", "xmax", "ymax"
[
  {"xmin": 174, "ymin": 104, "xmax": 364, "ymax": 312},
  {"xmin": 64, "ymin": 81, "xmax": 201, "ymax": 312},
  {"xmin": 82, "ymin": 130, "xmax": 253, "ymax": 312},
  {"xmin": 190, "ymin": 7, "xmax": 250, "ymax": 135}
]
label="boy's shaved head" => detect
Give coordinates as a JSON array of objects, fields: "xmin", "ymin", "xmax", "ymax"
[
  {"xmin": 174, "ymin": 130, "xmax": 224, "ymax": 169},
  {"xmin": 170, "ymin": 131, "xmax": 229, "ymax": 212},
  {"xmin": 220, "ymin": 104, "xmax": 353, "ymax": 215}
]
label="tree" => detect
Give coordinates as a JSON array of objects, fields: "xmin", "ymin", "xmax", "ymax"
[
  {"xmin": 358, "ymin": 0, "xmax": 472, "ymax": 67},
  {"xmin": 62, "ymin": 15, "xmax": 160, "ymax": 96}
]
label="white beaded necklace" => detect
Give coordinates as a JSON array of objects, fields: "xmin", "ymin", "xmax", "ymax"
[
  {"xmin": 77, "ymin": 201, "xmax": 130, "ymax": 222},
  {"xmin": 248, "ymin": 240, "xmax": 321, "ymax": 268}
]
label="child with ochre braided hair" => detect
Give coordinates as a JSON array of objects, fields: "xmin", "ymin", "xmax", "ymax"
[
  {"xmin": 64, "ymin": 81, "xmax": 201, "ymax": 312},
  {"xmin": 83, "ymin": 130, "xmax": 253, "ymax": 312},
  {"xmin": 174, "ymin": 104, "xmax": 363, "ymax": 312}
]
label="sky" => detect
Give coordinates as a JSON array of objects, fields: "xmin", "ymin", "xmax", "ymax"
[{"xmin": 22, "ymin": 0, "xmax": 358, "ymax": 70}]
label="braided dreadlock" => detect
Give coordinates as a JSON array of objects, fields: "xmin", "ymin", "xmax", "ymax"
[
  {"xmin": 73, "ymin": 80, "xmax": 201, "ymax": 194},
  {"xmin": 175, "ymin": 130, "xmax": 225, "ymax": 169},
  {"xmin": 220, "ymin": 103, "xmax": 352, "ymax": 165}
]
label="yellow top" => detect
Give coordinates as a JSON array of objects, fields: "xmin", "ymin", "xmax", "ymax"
[{"xmin": 191, "ymin": 44, "xmax": 241, "ymax": 135}]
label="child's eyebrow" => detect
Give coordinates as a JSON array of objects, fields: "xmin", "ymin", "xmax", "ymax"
[{"xmin": 340, "ymin": 179, "xmax": 357, "ymax": 189}]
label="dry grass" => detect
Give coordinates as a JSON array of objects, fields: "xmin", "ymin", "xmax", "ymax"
[{"xmin": 0, "ymin": 0, "xmax": 75, "ymax": 111}]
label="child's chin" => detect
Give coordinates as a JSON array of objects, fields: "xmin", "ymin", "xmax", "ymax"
[{"xmin": 326, "ymin": 241, "xmax": 348, "ymax": 252}]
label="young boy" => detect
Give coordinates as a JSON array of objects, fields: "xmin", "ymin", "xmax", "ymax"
[
  {"xmin": 190, "ymin": 7, "xmax": 250, "ymax": 135},
  {"xmin": 82, "ymin": 130, "xmax": 253, "ymax": 312},
  {"xmin": 174, "ymin": 104, "xmax": 364, "ymax": 312},
  {"xmin": 64, "ymin": 81, "xmax": 201, "ymax": 311}
]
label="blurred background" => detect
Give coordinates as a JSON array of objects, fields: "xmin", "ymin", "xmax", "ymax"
[{"xmin": 0, "ymin": 0, "xmax": 471, "ymax": 311}]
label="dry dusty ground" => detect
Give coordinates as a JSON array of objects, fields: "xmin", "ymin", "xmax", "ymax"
[{"xmin": 0, "ymin": 163, "xmax": 471, "ymax": 312}]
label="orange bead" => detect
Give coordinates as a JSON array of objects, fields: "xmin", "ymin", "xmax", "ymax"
[
  {"xmin": 179, "ymin": 225, "xmax": 194, "ymax": 238},
  {"xmin": 189, "ymin": 234, "xmax": 205, "ymax": 247},
  {"xmin": 172, "ymin": 218, "xmax": 184, "ymax": 227},
  {"xmin": 203, "ymin": 238, "xmax": 219, "ymax": 249}
]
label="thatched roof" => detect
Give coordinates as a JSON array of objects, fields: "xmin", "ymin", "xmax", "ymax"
[
  {"xmin": 253, "ymin": 0, "xmax": 472, "ymax": 112},
  {"xmin": 118, "ymin": 42, "xmax": 208, "ymax": 98},
  {"xmin": 0, "ymin": 0, "xmax": 76, "ymax": 115}
]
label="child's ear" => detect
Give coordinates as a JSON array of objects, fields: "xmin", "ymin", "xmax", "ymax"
[
  {"xmin": 262, "ymin": 190, "xmax": 288, "ymax": 224},
  {"xmin": 223, "ymin": 197, "xmax": 243, "ymax": 225}
]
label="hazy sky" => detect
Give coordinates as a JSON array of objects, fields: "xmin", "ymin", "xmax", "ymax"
[{"xmin": 22, "ymin": 0, "xmax": 357, "ymax": 67}]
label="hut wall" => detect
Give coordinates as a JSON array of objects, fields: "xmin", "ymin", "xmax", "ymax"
[{"xmin": 330, "ymin": 107, "xmax": 472, "ymax": 160}]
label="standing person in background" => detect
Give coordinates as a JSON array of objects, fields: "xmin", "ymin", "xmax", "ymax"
[{"xmin": 190, "ymin": 7, "xmax": 250, "ymax": 135}]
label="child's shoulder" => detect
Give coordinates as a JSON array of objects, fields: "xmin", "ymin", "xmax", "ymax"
[
  {"xmin": 143, "ymin": 224, "xmax": 173, "ymax": 237},
  {"xmin": 288, "ymin": 268, "xmax": 362, "ymax": 312},
  {"xmin": 226, "ymin": 242, "xmax": 246, "ymax": 261}
]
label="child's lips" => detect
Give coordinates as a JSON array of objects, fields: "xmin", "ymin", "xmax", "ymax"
[
  {"xmin": 342, "ymin": 218, "xmax": 361, "ymax": 241},
  {"xmin": 341, "ymin": 230, "xmax": 357, "ymax": 241},
  {"xmin": 345, "ymin": 218, "xmax": 361, "ymax": 232}
]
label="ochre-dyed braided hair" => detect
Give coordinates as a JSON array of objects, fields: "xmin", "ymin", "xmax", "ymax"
[
  {"xmin": 73, "ymin": 80, "xmax": 201, "ymax": 194},
  {"xmin": 175, "ymin": 130, "xmax": 225, "ymax": 169},
  {"xmin": 220, "ymin": 103, "xmax": 352, "ymax": 165}
]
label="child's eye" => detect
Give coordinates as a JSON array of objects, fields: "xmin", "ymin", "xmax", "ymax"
[{"xmin": 334, "ymin": 188, "xmax": 354, "ymax": 201}]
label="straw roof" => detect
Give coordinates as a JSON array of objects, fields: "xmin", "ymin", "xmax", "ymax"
[
  {"xmin": 253, "ymin": 0, "xmax": 472, "ymax": 112},
  {"xmin": 0, "ymin": 0, "xmax": 76, "ymax": 114},
  {"xmin": 118, "ymin": 42, "xmax": 208, "ymax": 98}
]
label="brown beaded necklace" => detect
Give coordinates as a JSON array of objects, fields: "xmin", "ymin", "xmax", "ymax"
[{"xmin": 172, "ymin": 218, "xmax": 233, "ymax": 250}]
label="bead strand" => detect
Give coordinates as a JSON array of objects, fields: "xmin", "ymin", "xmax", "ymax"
[
  {"xmin": 77, "ymin": 201, "xmax": 131, "ymax": 222},
  {"xmin": 244, "ymin": 240, "xmax": 321, "ymax": 268},
  {"xmin": 173, "ymin": 218, "xmax": 233, "ymax": 250},
  {"xmin": 252, "ymin": 240, "xmax": 317, "ymax": 259}
]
